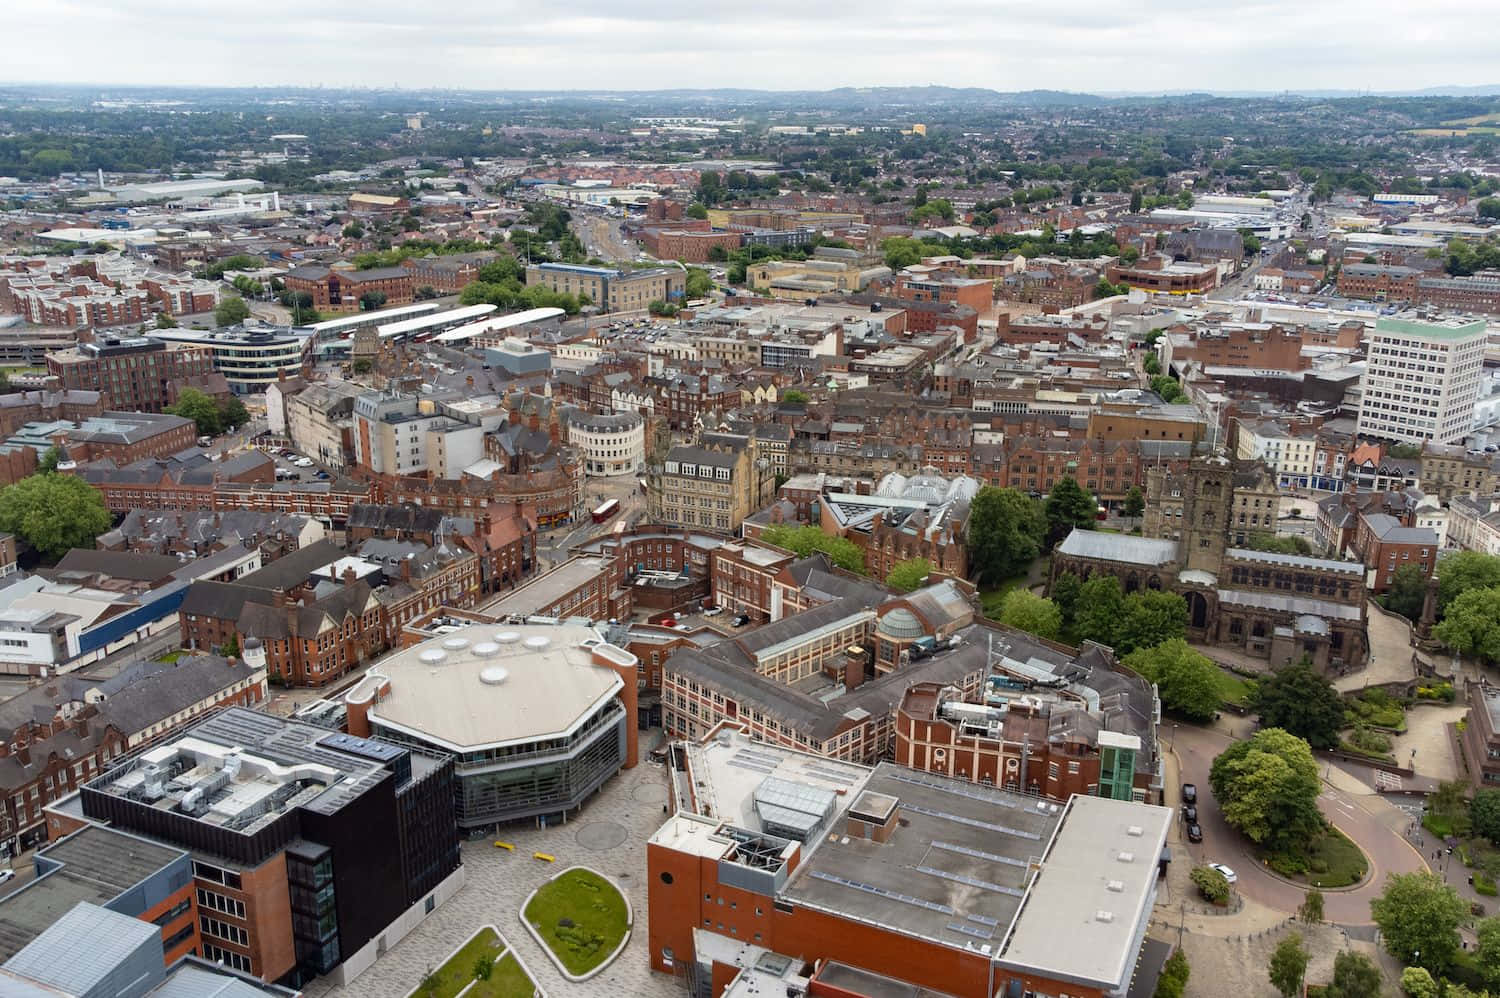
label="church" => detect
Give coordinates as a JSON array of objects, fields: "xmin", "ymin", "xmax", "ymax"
[{"xmin": 1049, "ymin": 456, "xmax": 1369, "ymax": 672}]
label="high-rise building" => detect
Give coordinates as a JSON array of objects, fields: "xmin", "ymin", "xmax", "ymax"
[{"xmin": 1357, "ymin": 316, "xmax": 1487, "ymax": 445}]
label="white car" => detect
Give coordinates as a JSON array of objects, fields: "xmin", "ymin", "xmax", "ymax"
[
  {"xmin": 293, "ymin": 457, "xmax": 314, "ymax": 468},
  {"xmin": 1209, "ymin": 863, "xmax": 1237, "ymax": 884},
  {"xmin": 0, "ymin": 869, "xmax": 14, "ymax": 884}
]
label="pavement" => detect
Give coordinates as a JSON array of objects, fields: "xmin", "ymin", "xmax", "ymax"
[{"xmin": 1169, "ymin": 723, "xmax": 1430, "ymax": 926}]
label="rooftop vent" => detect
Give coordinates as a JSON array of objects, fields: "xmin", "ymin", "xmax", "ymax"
[
  {"xmin": 523, "ymin": 635, "xmax": 551, "ymax": 651},
  {"xmin": 1094, "ymin": 910, "xmax": 1115, "ymax": 923},
  {"xmin": 472, "ymin": 641, "xmax": 500, "ymax": 658},
  {"xmin": 419, "ymin": 649, "xmax": 447, "ymax": 665},
  {"xmin": 495, "ymin": 631, "xmax": 521, "ymax": 644},
  {"xmin": 1107, "ymin": 880, "xmax": 1125, "ymax": 893},
  {"xmin": 1127, "ymin": 825, "xmax": 1144, "ymax": 837},
  {"xmin": 479, "ymin": 666, "xmax": 509, "ymax": 686},
  {"xmin": 1117, "ymin": 851, "xmax": 1135, "ymax": 864},
  {"xmin": 442, "ymin": 637, "xmax": 470, "ymax": 651}
]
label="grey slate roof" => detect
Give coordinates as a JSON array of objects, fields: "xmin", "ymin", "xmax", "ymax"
[{"xmin": 1055, "ymin": 529, "xmax": 1178, "ymax": 566}]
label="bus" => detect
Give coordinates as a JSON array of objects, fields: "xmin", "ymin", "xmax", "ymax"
[{"xmin": 591, "ymin": 499, "xmax": 620, "ymax": 523}]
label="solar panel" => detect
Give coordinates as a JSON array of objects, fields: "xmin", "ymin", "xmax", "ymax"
[
  {"xmin": 809, "ymin": 871, "xmax": 955, "ymax": 915},
  {"xmin": 727, "ymin": 758, "xmax": 778, "ymax": 774},
  {"xmin": 902, "ymin": 802, "xmax": 1043, "ymax": 841},
  {"xmin": 946, "ymin": 921, "xmax": 994, "ymax": 939},
  {"xmin": 932, "ymin": 840, "xmax": 1029, "ymax": 869},
  {"xmin": 966, "ymin": 913, "xmax": 1001, "ymax": 927},
  {"xmin": 916, "ymin": 864, "xmax": 1025, "ymax": 899},
  {"xmin": 887, "ymin": 771, "xmax": 1018, "ymax": 809}
]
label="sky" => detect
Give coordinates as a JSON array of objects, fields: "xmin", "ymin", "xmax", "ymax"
[{"xmin": 9, "ymin": 0, "xmax": 1499, "ymax": 94}]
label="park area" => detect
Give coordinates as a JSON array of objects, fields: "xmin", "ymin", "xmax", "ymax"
[
  {"xmin": 522, "ymin": 867, "xmax": 630, "ymax": 977},
  {"xmin": 406, "ymin": 926, "xmax": 538, "ymax": 998}
]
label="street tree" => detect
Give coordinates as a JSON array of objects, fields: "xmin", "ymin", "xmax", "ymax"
[
  {"xmin": 966, "ymin": 487, "xmax": 1046, "ymax": 585},
  {"xmin": 1370, "ymin": 871, "xmax": 1467, "ymax": 973},
  {"xmin": 166, "ymin": 388, "xmax": 222, "ymax": 437},
  {"xmin": 221, "ymin": 396, "xmax": 250, "ymax": 431},
  {"xmin": 1043, "ymin": 477, "xmax": 1097, "ymax": 543},
  {"xmin": 885, "ymin": 558, "xmax": 933, "ymax": 594},
  {"xmin": 1398, "ymin": 967, "xmax": 1438, "ymax": 998},
  {"xmin": 1268, "ymin": 933, "xmax": 1308, "ymax": 998},
  {"xmin": 1435, "ymin": 587, "xmax": 1500, "ymax": 663},
  {"xmin": 1248, "ymin": 662, "xmax": 1345, "ymax": 750},
  {"xmin": 1209, "ymin": 728, "xmax": 1323, "ymax": 852},
  {"xmin": 998, "ymin": 590, "xmax": 1062, "ymax": 641},
  {"xmin": 1123, "ymin": 485, "xmax": 1145, "ymax": 522},
  {"xmin": 0, "ymin": 473, "xmax": 112, "ymax": 562},
  {"xmin": 1124, "ymin": 639, "xmax": 1221, "ymax": 721},
  {"xmin": 1325, "ymin": 951, "xmax": 1382, "ymax": 998},
  {"xmin": 1386, "ymin": 563, "xmax": 1428, "ymax": 621},
  {"xmin": 214, "ymin": 296, "xmax": 250, "ymax": 327},
  {"xmin": 1153, "ymin": 949, "xmax": 1188, "ymax": 998},
  {"xmin": 1298, "ymin": 888, "xmax": 1324, "ymax": 924}
]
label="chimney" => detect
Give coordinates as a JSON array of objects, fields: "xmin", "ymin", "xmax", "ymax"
[
  {"xmin": 400, "ymin": 556, "xmax": 411, "ymax": 580},
  {"xmin": 342, "ymin": 566, "xmax": 356, "ymax": 587},
  {"xmin": 843, "ymin": 644, "xmax": 868, "ymax": 691},
  {"xmin": 15, "ymin": 744, "xmax": 29, "ymax": 766},
  {"xmin": 272, "ymin": 589, "xmax": 288, "ymax": 608}
]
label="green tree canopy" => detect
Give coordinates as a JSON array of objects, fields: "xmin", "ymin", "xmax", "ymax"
[
  {"xmin": 1473, "ymin": 789, "xmax": 1500, "ymax": 847},
  {"xmin": 154, "ymin": 311, "xmax": 177, "ymax": 328},
  {"xmin": 1117, "ymin": 590, "xmax": 1189, "ymax": 654},
  {"xmin": 998, "ymin": 590, "xmax": 1062, "ymax": 641},
  {"xmin": 1478, "ymin": 916, "xmax": 1500, "ymax": 991},
  {"xmin": 1437, "ymin": 552, "xmax": 1500, "ymax": 614},
  {"xmin": 1123, "ymin": 485, "xmax": 1145, "ymax": 521},
  {"xmin": 214, "ymin": 296, "xmax": 250, "ymax": 327},
  {"xmin": 37, "ymin": 446, "xmax": 61, "ymax": 474},
  {"xmin": 221, "ymin": 396, "xmax": 250, "ymax": 431},
  {"xmin": 1245, "ymin": 532, "xmax": 1313, "ymax": 557},
  {"xmin": 1386, "ymin": 562, "xmax": 1429, "ymax": 621},
  {"xmin": 1325, "ymin": 950, "xmax": 1382, "ymax": 998},
  {"xmin": 1043, "ymin": 476, "xmax": 1097, "ymax": 543},
  {"xmin": 781, "ymin": 389, "xmax": 809, "ymax": 405},
  {"xmin": 967, "ymin": 487, "xmax": 1046, "ymax": 585},
  {"xmin": 1298, "ymin": 888, "xmax": 1324, "ymax": 924},
  {"xmin": 1049, "ymin": 572, "xmax": 1083, "ymax": 628},
  {"xmin": 760, "ymin": 525, "xmax": 865, "ymax": 574},
  {"xmin": 1268, "ymin": 932, "xmax": 1308, "ymax": 998},
  {"xmin": 685, "ymin": 267, "xmax": 713, "ymax": 299},
  {"xmin": 1209, "ymin": 728, "xmax": 1323, "ymax": 852},
  {"xmin": 1399, "ymin": 966, "xmax": 1438, "ymax": 998},
  {"xmin": 1248, "ymin": 662, "xmax": 1345, "ymax": 750},
  {"xmin": 1124, "ymin": 639, "xmax": 1221, "ymax": 721},
  {"xmin": 1436, "ymin": 586, "xmax": 1500, "ymax": 663},
  {"xmin": 685, "ymin": 203, "xmax": 709, "ymax": 220},
  {"xmin": 1370, "ymin": 872, "xmax": 1467, "ymax": 973},
  {"xmin": 885, "ymin": 558, "xmax": 933, "ymax": 594},
  {"xmin": 166, "ymin": 388, "xmax": 222, "ymax": 437},
  {"xmin": 0, "ymin": 473, "xmax": 112, "ymax": 562},
  {"xmin": 1190, "ymin": 865, "xmax": 1230, "ymax": 904},
  {"xmin": 1073, "ymin": 575, "xmax": 1128, "ymax": 648}
]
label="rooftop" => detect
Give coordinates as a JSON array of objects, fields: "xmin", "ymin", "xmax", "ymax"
[
  {"xmin": 350, "ymin": 621, "xmax": 628, "ymax": 750},
  {"xmin": 1056, "ymin": 530, "xmax": 1178, "ymax": 567},
  {"xmin": 476, "ymin": 554, "xmax": 612, "ymax": 618}
]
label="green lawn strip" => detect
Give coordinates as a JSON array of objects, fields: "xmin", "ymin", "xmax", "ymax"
[
  {"xmin": 468, "ymin": 951, "xmax": 537, "ymax": 998},
  {"xmin": 1262, "ymin": 827, "xmax": 1368, "ymax": 888},
  {"xmin": 410, "ymin": 927, "xmax": 502, "ymax": 998},
  {"xmin": 523, "ymin": 869, "xmax": 629, "ymax": 976},
  {"xmin": 1211, "ymin": 668, "xmax": 1255, "ymax": 707}
]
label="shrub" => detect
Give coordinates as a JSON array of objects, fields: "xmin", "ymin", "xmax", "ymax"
[
  {"xmin": 1191, "ymin": 865, "xmax": 1231, "ymax": 904},
  {"xmin": 1154, "ymin": 949, "xmax": 1189, "ymax": 998},
  {"xmin": 1476, "ymin": 873, "xmax": 1498, "ymax": 896}
]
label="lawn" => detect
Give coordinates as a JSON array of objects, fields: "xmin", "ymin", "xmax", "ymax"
[
  {"xmin": 1211, "ymin": 668, "xmax": 1256, "ymax": 708},
  {"xmin": 1304, "ymin": 827, "xmax": 1368, "ymax": 888},
  {"xmin": 979, "ymin": 575, "xmax": 1031, "ymax": 619},
  {"xmin": 410, "ymin": 927, "xmax": 502, "ymax": 998},
  {"xmin": 523, "ymin": 868, "xmax": 629, "ymax": 976}
]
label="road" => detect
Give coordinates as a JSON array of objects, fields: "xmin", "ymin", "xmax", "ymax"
[
  {"xmin": 1172, "ymin": 723, "xmax": 1428, "ymax": 925},
  {"xmin": 577, "ymin": 216, "xmax": 640, "ymax": 263}
]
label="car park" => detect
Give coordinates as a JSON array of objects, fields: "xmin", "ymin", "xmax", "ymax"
[{"xmin": 293, "ymin": 457, "xmax": 314, "ymax": 468}]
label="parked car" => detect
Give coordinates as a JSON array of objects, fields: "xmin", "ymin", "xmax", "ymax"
[
  {"xmin": 293, "ymin": 457, "xmax": 315, "ymax": 468},
  {"xmin": 732, "ymin": 614, "xmax": 750, "ymax": 627},
  {"xmin": 314, "ymin": 470, "xmax": 331, "ymax": 481},
  {"xmin": 1186, "ymin": 823, "xmax": 1203, "ymax": 843},
  {"xmin": 1209, "ymin": 863, "xmax": 1237, "ymax": 884},
  {"xmin": 1182, "ymin": 805, "xmax": 1198, "ymax": 824},
  {"xmin": 1181, "ymin": 783, "xmax": 1198, "ymax": 805},
  {"xmin": 703, "ymin": 606, "xmax": 723, "ymax": 617}
]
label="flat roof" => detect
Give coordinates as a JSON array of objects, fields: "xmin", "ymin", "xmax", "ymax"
[
  {"xmin": 306, "ymin": 302, "xmax": 439, "ymax": 332},
  {"xmin": 353, "ymin": 621, "xmax": 626, "ymax": 750},
  {"xmin": 781, "ymin": 763, "xmax": 1059, "ymax": 952},
  {"xmin": 433, "ymin": 307, "xmax": 566, "ymax": 343},
  {"xmin": 377, "ymin": 304, "xmax": 496, "ymax": 337},
  {"xmin": 477, "ymin": 555, "xmax": 611, "ymax": 618},
  {"xmin": 999, "ymin": 794, "xmax": 1172, "ymax": 991},
  {"xmin": 679, "ymin": 728, "xmax": 872, "ymax": 833}
]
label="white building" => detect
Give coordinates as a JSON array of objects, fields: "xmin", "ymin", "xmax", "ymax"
[
  {"xmin": 1447, "ymin": 495, "xmax": 1500, "ymax": 556},
  {"xmin": 564, "ymin": 410, "xmax": 645, "ymax": 478},
  {"xmin": 1357, "ymin": 317, "xmax": 1488, "ymax": 446},
  {"xmin": 1235, "ymin": 419, "xmax": 1316, "ymax": 488},
  {"xmin": 352, "ymin": 393, "xmax": 484, "ymax": 480}
]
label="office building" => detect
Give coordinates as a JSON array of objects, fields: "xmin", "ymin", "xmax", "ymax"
[
  {"xmin": 70, "ymin": 707, "xmax": 461, "ymax": 988},
  {"xmin": 343, "ymin": 621, "xmax": 638, "ymax": 829},
  {"xmin": 352, "ymin": 393, "xmax": 484, "ymax": 480},
  {"xmin": 526, "ymin": 263, "xmax": 685, "ymax": 313},
  {"xmin": 650, "ymin": 437, "xmax": 774, "ymax": 533},
  {"xmin": 1357, "ymin": 316, "xmax": 1487, "ymax": 445},
  {"xmin": 149, "ymin": 327, "xmax": 314, "ymax": 395},
  {"xmin": 46, "ymin": 337, "xmax": 220, "ymax": 413},
  {"xmin": 565, "ymin": 409, "xmax": 645, "ymax": 478}
]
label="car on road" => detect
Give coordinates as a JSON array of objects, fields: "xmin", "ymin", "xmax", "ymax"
[
  {"xmin": 1186, "ymin": 823, "xmax": 1203, "ymax": 843},
  {"xmin": 0, "ymin": 869, "xmax": 14, "ymax": 884},
  {"xmin": 1182, "ymin": 783, "xmax": 1197, "ymax": 805},
  {"xmin": 1209, "ymin": 863, "xmax": 1237, "ymax": 884}
]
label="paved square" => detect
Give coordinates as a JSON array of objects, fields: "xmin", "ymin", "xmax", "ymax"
[{"xmin": 304, "ymin": 752, "xmax": 683, "ymax": 998}]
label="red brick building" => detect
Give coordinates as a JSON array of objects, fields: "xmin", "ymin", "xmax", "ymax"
[
  {"xmin": 1354, "ymin": 512, "xmax": 1438, "ymax": 594},
  {"xmin": 1337, "ymin": 263, "xmax": 1421, "ymax": 301},
  {"xmin": 282, "ymin": 265, "xmax": 415, "ymax": 313},
  {"xmin": 46, "ymin": 337, "xmax": 220, "ymax": 413},
  {"xmin": 890, "ymin": 273, "xmax": 992, "ymax": 312}
]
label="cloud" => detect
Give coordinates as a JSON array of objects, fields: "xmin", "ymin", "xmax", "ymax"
[{"xmin": 4, "ymin": 0, "xmax": 1496, "ymax": 93}]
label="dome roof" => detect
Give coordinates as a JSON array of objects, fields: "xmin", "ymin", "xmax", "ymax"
[{"xmin": 878, "ymin": 607, "xmax": 925, "ymax": 639}]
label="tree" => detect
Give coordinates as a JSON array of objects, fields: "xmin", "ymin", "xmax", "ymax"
[
  {"xmin": 220, "ymin": 396, "xmax": 250, "ymax": 431},
  {"xmin": 1248, "ymin": 662, "xmax": 1345, "ymax": 750},
  {"xmin": 1123, "ymin": 486, "xmax": 1145, "ymax": 522},
  {"xmin": 1117, "ymin": 590, "xmax": 1188, "ymax": 653},
  {"xmin": 1190, "ymin": 865, "xmax": 1230, "ymax": 904},
  {"xmin": 1124, "ymin": 639, "xmax": 1221, "ymax": 721},
  {"xmin": 214, "ymin": 296, "xmax": 251, "ymax": 327},
  {"xmin": 1268, "ymin": 933, "xmax": 1308, "ymax": 998},
  {"xmin": 685, "ymin": 267, "xmax": 713, "ymax": 299},
  {"xmin": 1246, "ymin": 532, "xmax": 1313, "ymax": 557},
  {"xmin": 781, "ymin": 389, "xmax": 809, "ymax": 405},
  {"xmin": 1326, "ymin": 950, "xmax": 1382, "ymax": 998},
  {"xmin": 886, "ymin": 558, "xmax": 933, "ymax": 594},
  {"xmin": 0, "ymin": 473, "xmax": 112, "ymax": 562},
  {"xmin": 1370, "ymin": 872, "xmax": 1468, "ymax": 973},
  {"xmin": 414, "ymin": 285, "xmax": 439, "ymax": 300},
  {"xmin": 1050, "ymin": 572, "xmax": 1083, "ymax": 627},
  {"xmin": 359, "ymin": 291, "xmax": 388, "ymax": 311},
  {"xmin": 37, "ymin": 446, "xmax": 61, "ymax": 475},
  {"xmin": 166, "ymin": 388, "xmax": 222, "ymax": 437},
  {"xmin": 1399, "ymin": 966, "xmax": 1438, "ymax": 998},
  {"xmin": 760, "ymin": 525, "xmax": 865, "ymax": 574},
  {"xmin": 1473, "ymin": 789, "xmax": 1500, "ymax": 846},
  {"xmin": 1154, "ymin": 949, "xmax": 1189, "ymax": 998},
  {"xmin": 998, "ymin": 590, "xmax": 1062, "ymax": 641},
  {"xmin": 1437, "ymin": 552, "xmax": 1500, "ymax": 614},
  {"xmin": 352, "ymin": 358, "xmax": 373, "ymax": 375},
  {"xmin": 1479, "ymin": 917, "xmax": 1500, "ymax": 990},
  {"xmin": 1477, "ymin": 197, "xmax": 1500, "ymax": 221},
  {"xmin": 1387, "ymin": 563, "xmax": 1428, "ymax": 621},
  {"xmin": 472, "ymin": 955, "xmax": 493, "ymax": 981},
  {"xmin": 1073, "ymin": 575, "xmax": 1127, "ymax": 647},
  {"xmin": 1437, "ymin": 587, "xmax": 1500, "ymax": 663},
  {"xmin": 154, "ymin": 311, "xmax": 177, "ymax": 328},
  {"xmin": 967, "ymin": 487, "xmax": 1046, "ymax": 585},
  {"xmin": 1044, "ymin": 477, "xmax": 1096, "ymax": 544},
  {"xmin": 1209, "ymin": 728, "xmax": 1323, "ymax": 852},
  {"xmin": 1298, "ymin": 888, "xmax": 1324, "ymax": 924},
  {"xmin": 1129, "ymin": 188, "xmax": 1144, "ymax": 213},
  {"xmin": 1143, "ymin": 354, "xmax": 1162, "ymax": 375},
  {"xmin": 342, "ymin": 222, "xmax": 365, "ymax": 238}
]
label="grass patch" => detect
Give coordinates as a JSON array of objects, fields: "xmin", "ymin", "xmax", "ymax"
[
  {"xmin": 1212, "ymin": 668, "xmax": 1256, "ymax": 708},
  {"xmin": 154, "ymin": 650, "xmax": 183, "ymax": 664},
  {"xmin": 1424, "ymin": 812, "xmax": 1457, "ymax": 839},
  {"xmin": 1477, "ymin": 872, "xmax": 1498, "ymax": 897},
  {"xmin": 410, "ymin": 927, "xmax": 502, "ymax": 998},
  {"xmin": 469, "ymin": 952, "xmax": 537, "ymax": 998},
  {"xmin": 523, "ymin": 868, "xmax": 628, "ymax": 976},
  {"xmin": 1263, "ymin": 828, "xmax": 1367, "ymax": 888},
  {"xmin": 978, "ymin": 575, "xmax": 1030, "ymax": 619}
]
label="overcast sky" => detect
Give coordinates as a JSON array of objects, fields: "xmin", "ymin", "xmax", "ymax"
[{"xmin": 9, "ymin": 1, "xmax": 1497, "ymax": 94}]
